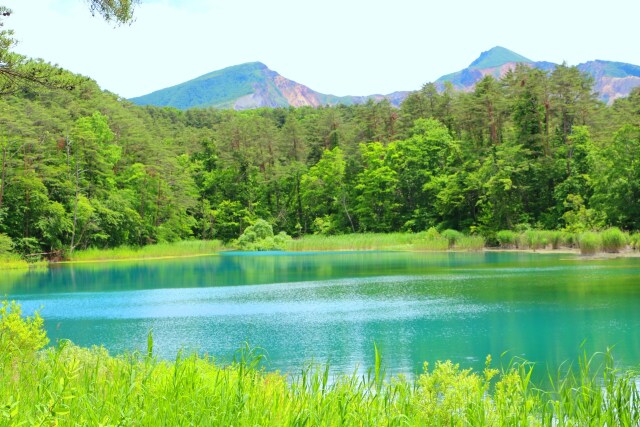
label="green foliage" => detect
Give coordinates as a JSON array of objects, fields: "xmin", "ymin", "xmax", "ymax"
[
  {"xmin": 236, "ymin": 219, "xmax": 291, "ymax": 251},
  {"xmin": 0, "ymin": 48, "xmax": 638, "ymax": 259},
  {"xmin": 0, "ymin": 301, "xmax": 48, "ymax": 357},
  {"xmin": 87, "ymin": 0, "xmax": 139, "ymax": 25},
  {"xmin": 600, "ymin": 227, "xmax": 628, "ymax": 253},
  {"xmin": 0, "ymin": 232, "xmax": 13, "ymax": 254},
  {"xmin": 562, "ymin": 194, "xmax": 603, "ymax": 233}
]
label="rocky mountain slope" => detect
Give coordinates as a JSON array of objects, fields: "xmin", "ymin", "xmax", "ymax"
[
  {"xmin": 130, "ymin": 47, "xmax": 640, "ymax": 109},
  {"xmin": 130, "ymin": 62, "xmax": 408, "ymax": 110}
]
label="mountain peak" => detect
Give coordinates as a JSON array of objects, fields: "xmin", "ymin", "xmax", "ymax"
[{"xmin": 468, "ymin": 46, "xmax": 532, "ymax": 69}]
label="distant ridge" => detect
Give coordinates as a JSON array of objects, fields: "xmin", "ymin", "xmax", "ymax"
[
  {"xmin": 130, "ymin": 47, "xmax": 640, "ymax": 110},
  {"xmin": 130, "ymin": 62, "xmax": 408, "ymax": 110},
  {"xmin": 468, "ymin": 46, "xmax": 532, "ymax": 69}
]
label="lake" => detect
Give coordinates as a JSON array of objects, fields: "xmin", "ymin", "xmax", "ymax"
[{"xmin": 2, "ymin": 251, "xmax": 640, "ymax": 376}]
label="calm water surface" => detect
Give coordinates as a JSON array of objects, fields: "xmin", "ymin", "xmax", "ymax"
[{"xmin": 2, "ymin": 251, "xmax": 640, "ymax": 376}]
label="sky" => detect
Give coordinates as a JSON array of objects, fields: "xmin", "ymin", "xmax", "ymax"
[{"xmin": 4, "ymin": 0, "xmax": 640, "ymax": 99}]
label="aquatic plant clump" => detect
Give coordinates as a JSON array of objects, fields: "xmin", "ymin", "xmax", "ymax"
[
  {"xmin": 496, "ymin": 230, "xmax": 518, "ymax": 248},
  {"xmin": 579, "ymin": 232, "xmax": 602, "ymax": 255},
  {"xmin": 600, "ymin": 227, "xmax": 628, "ymax": 253}
]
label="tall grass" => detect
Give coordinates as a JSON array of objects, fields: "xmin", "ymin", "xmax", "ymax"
[
  {"xmin": 519, "ymin": 230, "xmax": 550, "ymax": 250},
  {"xmin": 0, "ymin": 253, "xmax": 30, "ymax": 270},
  {"xmin": 286, "ymin": 232, "xmax": 419, "ymax": 251},
  {"xmin": 496, "ymin": 230, "xmax": 518, "ymax": 248},
  {"xmin": 287, "ymin": 232, "xmax": 482, "ymax": 252},
  {"xmin": 455, "ymin": 235, "xmax": 485, "ymax": 251},
  {"xmin": 600, "ymin": 227, "xmax": 628, "ymax": 253},
  {"xmin": 0, "ymin": 253, "xmax": 47, "ymax": 270},
  {"xmin": 579, "ymin": 232, "xmax": 602, "ymax": 255},
  {"xmin": 69, "ymin": 240, "xmax": 224, "ymax": 262}
]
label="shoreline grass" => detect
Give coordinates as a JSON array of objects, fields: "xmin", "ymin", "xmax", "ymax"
[
  {"xmin": 67, "ymin": 240, "xmax": 225, "ymax": 262},
  {"xmin": 21, "ymin": 227, "xmax": 640, "ymax": 266},
  {"xmin": 286, "ymin": 231, "xmax": 484, "ymax": 252},
  {"xmin": 0, "ymin": 254, "xmax": 47, "ymax": 271}
]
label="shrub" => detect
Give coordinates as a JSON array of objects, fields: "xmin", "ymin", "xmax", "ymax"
[
  {"xmin": 600, "ymin": 227, "xmax": 627, "ymax": 253},
  {"xmin": 579, "ymin": 232, "xmax": 602, "ymax": 255},
  {"xmin": 0, "ymin": 301, "xmax": 48, "ymax": 357},
  {"xmin": 0, "ymin": 233, "xmax": 13, "ymax": 254},
  {"xmin": 424, "ymin": 227, "xmax": 441, "ymax": 240},
  {"xmin": 630, "ymin": 233, "xmax": 640, "ymax": 250},
  {"xmin": 496, "ymin": 230, "xmax": 517, "ymax": 248},
  {"xmin": 237, "ymin": 219, "xmax": 291, "ymax": 251}
]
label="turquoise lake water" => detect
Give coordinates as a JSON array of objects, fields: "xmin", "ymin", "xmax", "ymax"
[{"xmin": 3, "ymin": 251, "xmax": 640, "ymax": 376}]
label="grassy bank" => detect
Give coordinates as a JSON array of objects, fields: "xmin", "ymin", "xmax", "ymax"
[
  {"xmin": 286, "ymin": 229, "xmax": 485, "ymax": 252},
  {"xmin": 14, "ymin": 227, "xmax": 640, "ymax": 266},
  {"xmin": 0, "ymin": 254, "xmax": 48, "ymax": 271},
  {"xmin": 494, "ymin": 227, "xmax": 637, "ymax": 255},
  {"xmin": 2, "ymin": 302, "xmax": 639, "ymax": 426},
  {"xmin": 67, "ymin": 240, "xmax": 225, "ymax": 262}
]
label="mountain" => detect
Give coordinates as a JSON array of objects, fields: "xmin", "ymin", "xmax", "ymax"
[
  {"xmin": 577, "ymin": 60, "xmax": 640, "ymax": 104},
  {"xmin": 129, "ymin": 62, "xmax": 409, "ymax": 110},
  {"xmin": 436, "ymin": 46, "xmax": 553, "ymax": 90},
  {"xmin": 130, "ymin": 48, "xmax": 640, "ymax": 110},
  {"xmin": 435, "ymin": 46, "xmax": 640, "ymax": 104}
]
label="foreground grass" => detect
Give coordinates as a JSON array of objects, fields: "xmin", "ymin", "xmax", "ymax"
[
  {"xmin": 2, "ymin": 302, "xmax": 639, "ymax": 426},
  {"xmin": 68, "ymin": 240, "xmax": 225, "ymax": 262}
]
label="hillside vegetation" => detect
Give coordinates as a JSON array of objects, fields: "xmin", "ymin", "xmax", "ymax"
[{"xmin": 1, "ymin": 58, "xmax": 640, "ymax": 262}]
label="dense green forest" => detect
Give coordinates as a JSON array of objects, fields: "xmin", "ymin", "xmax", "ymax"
[{"xmin": 1, "ymin": 59, "xmax": 640, "ymax": 258}]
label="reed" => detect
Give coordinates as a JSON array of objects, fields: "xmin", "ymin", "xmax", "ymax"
[
  {"xmin": 454, "ymin": 235, "xmax": 485, "ymax": 251},
  {"xmin": 0, "ymin": 254, "xmax": 30, "ymax": 270},
  {"xmin": 287, "ymin": 231, "xmax": 482, "ymax": 252},
  {"xmin": 520, "ymin": 230, "xmax": 550, "ymax": 250},
  {"xmin": 69, "ymin": 240, "xmax": 225, "ymax": 262},
  {"xmin": 600, "ymin": 227, "xmax": 628, "ymax": 253},
  {"xmin": 286, "ymin": 232, "xmax": 418, "ymax": 251},
  {"xmin": 579, "ymin": 232, "xmax": 602, "ymax": 255},
  {"xmin": 496, "ymin": 230, "xmax": 518, "ymax": 248}
]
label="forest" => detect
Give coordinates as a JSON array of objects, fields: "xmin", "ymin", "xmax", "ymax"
[{"xmin": 1, "ymin": 59, "xmax": 639, "ymax": 259}]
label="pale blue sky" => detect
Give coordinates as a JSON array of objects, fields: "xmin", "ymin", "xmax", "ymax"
[{"xmin": 5, "ymin": 0, "xmax": 640, "ymax": 99}]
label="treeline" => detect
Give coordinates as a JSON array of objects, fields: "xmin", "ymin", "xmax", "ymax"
[{"xmin": 1, "ymin": 63, "xmax": 639, "ymax": 257}]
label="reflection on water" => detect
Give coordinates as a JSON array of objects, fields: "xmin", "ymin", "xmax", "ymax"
[{"xmin": 3, "ymin": 251, "xmax": 640, "ymax": 375}]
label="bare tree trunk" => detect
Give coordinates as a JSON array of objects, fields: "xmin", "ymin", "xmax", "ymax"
[{"xmin": 341, "ymin": 193, "xmax": 355, "ymax": 233}]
